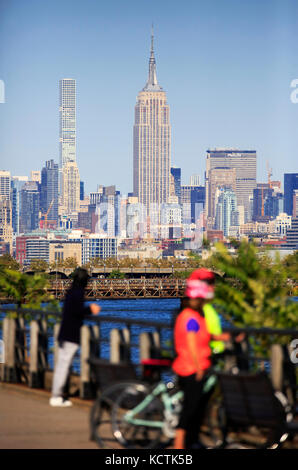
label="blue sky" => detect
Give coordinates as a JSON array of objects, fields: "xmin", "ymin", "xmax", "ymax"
[{"xmin": 0, "ymin": 0, "xmax": 298, "ymax": 194}]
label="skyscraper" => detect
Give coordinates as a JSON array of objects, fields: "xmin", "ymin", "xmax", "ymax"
[
  {"xmin": 133, "ymin": 29, "xmax": 171, "ymax": 211},
  {"xmin": 19, "ymin": 181, "xmax": 40, "ymax": 233},
  {"xmin": 284, "ymin": 173, "xmax": 298, "ymax": 216},
  {"xmin": 59, "ymin": 79, "xmax": 76, "ymax": 168},
  {"xmin": 0, "ymin": 171, "xmax": 11, "ymax": 200},
  {"xmin": 206, "ymin": 149, "xmax": 257, "ymax": 222},
  {"xmin": 170, "ymin": 167, "xmax": 181, "ymax": 203},
  {"xmin": 61, "ymin": 161, "xmax": 80, "ymax": 216},
  {"xmin": 40, "ymin": 160, "xmax": 59, "ymax": 226},
  {"xmin": 11, "ymin": 176, "xmax": 28, "ymax": 234},
  {"xmin": 181, "ymin": 185, "xmax": 205, "ymax": 224},
  {"xmin": 215, "ymin": 188, "xmax": 238, "ymax": 237},
  {"xmin": 0, "ymin": 199, "xmax": 12, "ymax": 252},
  {"xmin": 206, "ymin": 167, "xmax": 237, "ymax": 224}
]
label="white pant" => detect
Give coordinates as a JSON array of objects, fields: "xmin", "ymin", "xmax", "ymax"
[{"xmin": 51, "ymin": 341, "xmax": 79, "ymax": 398}]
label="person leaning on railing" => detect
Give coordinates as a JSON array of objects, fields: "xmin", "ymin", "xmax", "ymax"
[
  {"xmin": 49, "ymin": 268, "xmax": 100, "ymax": 407},
  {"xmin": 172, "ymin": 268, "xmax": 244, "ymax": 449}
]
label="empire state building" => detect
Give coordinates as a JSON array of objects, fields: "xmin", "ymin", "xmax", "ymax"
[{"xmin": 133, "ymin": 30, "xmax": 171, "ymax": 210}]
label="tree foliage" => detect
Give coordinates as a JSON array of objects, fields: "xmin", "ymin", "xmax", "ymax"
[
  {"xmin": 0, "ymin": 269, "xmax": 59, "ymax": 309},
  {"xmin": 29, "ymin": 259, "xmax": 49, "ymax": 272},
  {"xmin": 207, "ymin": 241, "xmax": 297, "ymax": 333},
  {"xmin": 0, "ymin": 254, "xmax": 20, "ymax": 271}
]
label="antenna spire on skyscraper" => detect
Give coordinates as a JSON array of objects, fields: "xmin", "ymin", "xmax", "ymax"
[
  {"xmin": 143, "ymin": 24, "xmax": 163, "ymax": 91},
  {"xmin": 151, "ymin": 23, "xmax": 154, "ymax": 54}
]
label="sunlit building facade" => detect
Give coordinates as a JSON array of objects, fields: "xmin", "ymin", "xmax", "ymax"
[
  {"xmin": 133, "ymin": 30, "xmax": 171, "ymax": 211},
  {"xmin": 59, "ymin": 78, "xmax": 76, "ymax": 168}
]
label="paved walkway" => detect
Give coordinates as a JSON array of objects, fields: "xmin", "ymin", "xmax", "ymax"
[
  {"xmin": 1, "ymin": 383, "xmax": 297, "ymax": 449},
  {"xmin": 0, "ymin": 384, "xmax": 100, "ymax": 449}
]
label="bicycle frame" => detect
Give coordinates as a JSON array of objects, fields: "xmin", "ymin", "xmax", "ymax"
[{"xmin": 122, "ymin": 373, "xmax": 217, "ymax": 430}]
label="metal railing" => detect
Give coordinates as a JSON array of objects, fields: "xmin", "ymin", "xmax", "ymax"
[{"xmin": 0, "ymin": 305, "xmax": 297, "ymax": 402}]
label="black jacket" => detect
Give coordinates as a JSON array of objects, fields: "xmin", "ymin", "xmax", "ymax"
[{"xmin": 58, "ymin": 287, "xmax": 91, "ymax": 344}]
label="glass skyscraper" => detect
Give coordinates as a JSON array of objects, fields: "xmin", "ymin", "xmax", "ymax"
[
  {"xmin": 284, "ymin": 173, "xmax": 298, "ymax": 216},
  {"xmin": 41, "ymin": 160, "xmax": 59, "ymax": 225}
]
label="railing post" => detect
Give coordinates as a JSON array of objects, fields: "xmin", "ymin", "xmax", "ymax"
[
  {"xmin": 270, "ymin": 344, "xmax": 283, "ymax": 391},
  {"xmin": 29, "ymin": 319, "xmax": 48, "ymax": 388},
  {"xmin": 80, "ymin": 324, "xmax": 100, "ymax": 399},
  {"xmin": 1, "ymin": 317, "xmax": 17, "ymax": 383},
  {"xmin": 139, "ymin": 331, "xmax": 161, "ymax": 361},
  {"xmin": 29, "ymin": 320, "xmax": 39, "ymax": 388},
  {"xmin": 110, "ymin": 328, "xmax": 130, "ymax": 364}
]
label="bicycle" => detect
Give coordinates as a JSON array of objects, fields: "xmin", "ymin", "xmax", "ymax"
[
  {"xmin": 110, "ymin": 370, "xmax": 221, "ymax": 449},
  {"xmin": 89, "ymin": 352, "xmax": 239, "ymax": 449}
]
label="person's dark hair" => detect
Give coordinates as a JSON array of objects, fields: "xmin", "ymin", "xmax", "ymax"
[{"xmin": 70, "ymin": 267, "xmax": 89, "ymax": 289}]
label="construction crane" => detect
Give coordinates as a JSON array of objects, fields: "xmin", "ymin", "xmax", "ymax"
[
  {"xmin": 266, "ymin": 161, "xmax": 273, "ymax": 188},
  {"xmin": 261, "ymin": 161, "xmax": 273, "ymax": 217},
  {"xmin": 41, "ymin": 199, "xmax": 54, "ymax": 230}
]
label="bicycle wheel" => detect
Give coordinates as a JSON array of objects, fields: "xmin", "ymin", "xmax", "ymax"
[
  {"xmin": 90, "ymin": 381, "xmax": 143, "ymax": 448},
  {"xmin": 111, "ymin": 382, "xmax": 164, "ymax": 449}
]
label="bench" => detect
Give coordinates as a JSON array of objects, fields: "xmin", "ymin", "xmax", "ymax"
[{"xmin": 217, "ymin": 371, "xmax": 298, "ymax": 448}]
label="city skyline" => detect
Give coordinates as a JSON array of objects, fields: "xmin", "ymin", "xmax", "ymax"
[{"xmin": 1, "ymin": 0, "xmax": 298, "ymax": 195}]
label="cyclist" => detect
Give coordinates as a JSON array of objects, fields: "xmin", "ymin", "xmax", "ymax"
[
  {"xmin": 172, "ymin": 268, "xmax": 242, "ymax": 449},
  {"xmin": 202, "ymin": 270, "xmax": 225, "ymax": 355}
]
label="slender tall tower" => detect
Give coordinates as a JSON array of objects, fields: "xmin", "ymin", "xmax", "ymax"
[
  {"xmin": 133, "ymin": 28, "xmax": 171, "ymax": 211},
  {"xmin": 59, "ymin": 78, "xmax": 76, "ymax": 168}
]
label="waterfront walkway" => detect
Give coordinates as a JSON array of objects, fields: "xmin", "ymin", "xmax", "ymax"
[
  {"xmin": 1, "ymin": 383, "xmax": 297, "ymax": 449},
  {"xmin": 0, "ymin": 383, "xmax": 100, "ymax": 449}
]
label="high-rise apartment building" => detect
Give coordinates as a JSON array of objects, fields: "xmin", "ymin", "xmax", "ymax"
[
  {"xmin": 181, "ymin": 185, "xmax": 205, "ymax": 224},
  {"xmin": 206, "ymin": 149, "xmax": 257, "ymax": 222},
  {"xmin": 284, "ymin": 218, "xmax": 298, "ymax": 249},
  {"xmin": 0, "ymin": 171, "xmax": 11, "ymax": 200},
  {"xmin": 170, "ymin": 167, "xmax": 181, "ymax": 203},
  {"xmin": 11, "ymin": 176, "xmax": 28, "ymax": 234},
  {"xmin": 19, "ymin": 181, "xmax": 40, "ymax": 233},
  {"xmin": 252, "ymin": 184, "xmax": 283, "ymax": 222},
  {"xmin": 293, "ymin": 189, "xmax": 298, "ymax": 218},
  {"xmin": 284, "ymin": 173, "xmax": 298, "ymax": 216},
  {"xmin": 59, "ymin": 78, "xmax": 76, "ymax": 168},
  {"xmin": 206, "ymin": 167, "xmax": 237, "ymax": 224},
  {"xmin": 215, "ymin": 188, "xmax": 238, "ymax": 237},
  {"xmin": 40, "ymin": 160, "xmax": 59, "ymax": 226},
  {"xmin": 0, "ymin": 198, "xmax": 13, "ymax": 251},
  {"xmin": 133, "ymin": 30, "xmax": 171, "ymax": 210},
  {"xmin": 61, "ymin": 161, "xmax": 80, "ymax": 215}
]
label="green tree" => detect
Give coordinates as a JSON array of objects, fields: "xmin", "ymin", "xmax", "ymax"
[
  {"xmin": 0, "ymin": 269, "xmax": 58, "ymax": 309},
  {"xmin": 0, "ymin": 254, "xmax": 20, "ymax": 271},
  {"xmin": 282, "ymin": 251, "xmax": 298, "ymax": 283},
  {"xmin": 29, "ymin": 259, "xmax": 49, "ymax": 272},
  {"xmin": 63, "ymin": 257, "xmax": 79, "ymax": 269},
  {"xmin": 209, "ymin": 241, "xmax": 297, "ymax": 334},
  {"xmin": 108, "ymin": 270, "xmax": 125, "ymax": 279}
]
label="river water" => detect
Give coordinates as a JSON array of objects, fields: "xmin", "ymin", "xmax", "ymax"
[{"xmin": 1, "ymin": 297, "xmax": 296, "ymax": 374}]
